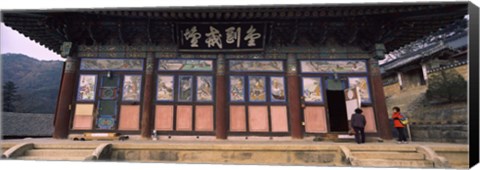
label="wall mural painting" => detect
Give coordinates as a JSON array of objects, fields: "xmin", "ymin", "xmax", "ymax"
[
  {"xmin": 249, "ymin": 76, "xmax": 266, "ymax": 102},
  {"xmin": 229, "ymin": 60, "xmax": 283, "ymax": 72},
  {"xmin": 77, "ymin": 75, "xmax": 97, "ymax": 101},
  {"xmin": 158, "ymin": 60, "xmax": 213, "ymax": 71},
  {"xmin": 96, "ymin": 115, "xmax": 116, "ymax": 130},
  {"xmin": 178, "ymin": 76, "xmax": 193, "ymax": 101},
  {"xmin": 122, "ymin": 75, "xmax": 142, "ymax": 101},
  {"xmin": 300, "ymin": 60, "xmax": 367, "ymax": 73},
  {"xmin": 230, "ymin": 76, "xmax": 245, "ymax": 102},
  {"xmin": 302, "ymin": 77, "xmax": 323, "ymax": 103},
  {"xmin": 270, "ymin": 77, "xmax": 286, "ymax": 102},
  {"xmin": 157, "ymin": 75, "xmax": 174, "ymax": 101},
  {"xmin": 197, "ymin": 76, "xmax": 213, "ymax": 101},
  {"xmin": 348, "ymin": 77, "xmax": 372, "ymax": 103},
  {"xmin": 80, "ymin": 59, "xmax": 144, "ymax": 71}
]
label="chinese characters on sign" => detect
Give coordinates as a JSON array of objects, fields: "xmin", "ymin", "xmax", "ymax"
[
  {"xmin": 183, "ymin": 26, "xmax": 201, "ymax": 47},
  {"xmin": 205, "ymin": 26, "xmax": 223, "ymax": 48},
  {"xmin": 178, "ymin": 23, "xmax": 265, "ymax": 51}
]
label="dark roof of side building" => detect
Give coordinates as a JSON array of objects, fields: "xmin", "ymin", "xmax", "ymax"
[
  {"xmin": 1, "ymin": 112, "xmax": 54, "ymax": 137},
  {"xmin": 380, "ymin": 18, "xmax": 468, "ymax": 74}
]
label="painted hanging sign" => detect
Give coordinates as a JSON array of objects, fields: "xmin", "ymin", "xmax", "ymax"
[
  {"xmin": 80, "ymin": 59, "xmax": 144, "ymax": 71},
  {"xmin": 300, "ymin": 60, "xmax": 367, "ymax": 73},
  {"xmin": 229, "ymin": 60, "xmax": 284, "ymax": 72},
  {"xmin": 158, "ymin": 59, "xmax": 213, "ymax": 71},
  {"xmin": 177, "ymin": 23, "xmax": 266, "ymax": 51}
]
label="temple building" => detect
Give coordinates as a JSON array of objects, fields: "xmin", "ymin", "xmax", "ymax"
[{"xmin": 1, "ymin": 3, "xmax": 468, "ymax": 140}]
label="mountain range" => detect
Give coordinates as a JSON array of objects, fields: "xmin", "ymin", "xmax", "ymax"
[{"xmin": 2, "ymin": 53, "xmax": 63, "ymax": 114}]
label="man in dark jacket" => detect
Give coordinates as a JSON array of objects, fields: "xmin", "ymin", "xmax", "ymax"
[{"xmin": 351, "ymin": 108, "xmax": 367, "ymax": 144}]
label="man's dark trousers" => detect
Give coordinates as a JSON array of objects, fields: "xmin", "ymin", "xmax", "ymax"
[{"xmin": 353, "ymin": 127, "xmax": 365, "ymax": 144}]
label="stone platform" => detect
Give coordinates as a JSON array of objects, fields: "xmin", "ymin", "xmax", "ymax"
[{"xmin": 0, "ymin": 138, "xmax": 469, "ymax": 169}]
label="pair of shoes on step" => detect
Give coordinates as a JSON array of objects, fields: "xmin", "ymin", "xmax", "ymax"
[{"xmin": 397, "ymin": 141, "xmax": 408, "ymax": 144}]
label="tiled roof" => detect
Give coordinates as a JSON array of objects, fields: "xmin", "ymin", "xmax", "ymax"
[
  {"xmin": 1, "ymin": 112, "xmax": 54, "ymax": 137},
  {"xmin": 1, "ymin": 3, "xmax": 467, "ymax": 54},
  {"xmin": 380, "ymin": 18, "xmax": 468, "ymax": 73}
]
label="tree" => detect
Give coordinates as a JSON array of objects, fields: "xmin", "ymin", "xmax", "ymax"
[
  {"xmin": 3, "ymin": 81, "xmax": 21, "ymax": 112},
  {"xmin": 426, "ymin": 70, "xmax": 467, "ymax": 103}
]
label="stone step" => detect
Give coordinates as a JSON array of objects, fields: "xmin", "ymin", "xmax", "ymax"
[
  {"xmin": 25, "ymin": 149, "xmax": 93, "ymax": 157},
  {"xmin": 348, "ymin": 145, "xmax": 417, "ymax": 152},
  {"xmin": 2, "ymin": 143, "xmax": 16, "ymax": 153},
  {"xmin": 16, "ymin": 155, "xmax": 87, "ymax": 161},
  {"xmin": 33, "ymin": 144, "xmax": 98, "ymax": 149},
  {"xmin": 450, "ymin": 163, "xmax": 470, "ymax": 169},
  {"xmin": 352, "ymin": 159, "xmax": 434, "ymax": 168},
  {"xmin": 352, "ymin": 151, "xmax": 424, "ymax": 160}
]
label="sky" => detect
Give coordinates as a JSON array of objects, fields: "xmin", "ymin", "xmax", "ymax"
[{"xmin": 1, "ymin": 23, "xmax": 64, "ymax": 61}]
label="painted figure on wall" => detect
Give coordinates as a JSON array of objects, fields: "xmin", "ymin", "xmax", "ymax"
[
  {"xmin": 230, "ymin": 76, "xmax": 245, "ymax": 101},
  {"xmin": 271, "ymin": 77, "xmax": 286, "ymax": 101},
  {"xmin": 348, "ymin": 77, "xmax": 371, "ymax": 103},
  {"xmin": 303, "ymin": 77, "xmax": 323, "ymax": 103},
  {"xmin": 122, "ymin": 75, "xmax": 142, "ymax": 101},
  {"xmin": 249, "ymin": 76, "xmax": 266, "ymax": 101},
  {"xmin": 157, "ymin": 76, "xmax": 174, "ymax": 101},
  {"xmin": 78, "ymin": 75, "xmax": 97, "ymax": 101},
  {"xmin": 179, "ymin": 76, "xmax": 193, "ymax": 101},
  {"xmin": 197, "ymin": 76, "xmax": 213, "ymax": 101}
]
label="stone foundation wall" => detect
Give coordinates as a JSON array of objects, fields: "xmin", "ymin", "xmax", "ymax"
[
  {"xmin": 110, "ymin": 149, "xmax": 343, "ymax": 165},
  {"xmin": 428, "ymin": 64, "xmax": 468, "ymax": 81},
  {"xmin": 383, "ymin": 82, "xmax": 401, "ymax": 97},
  {"xmin": 452, "ymin": 65, "xmax": 468, "ymax": 80},
  {"xmin": 410, "ymin": 102, "xmax": 467, "ymax": 125},
  {"xmin": 409, "ymin": 124, "xmax": 467, "ymax": 143}
]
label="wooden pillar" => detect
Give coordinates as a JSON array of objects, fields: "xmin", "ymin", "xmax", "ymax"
[
  {"xmin": 140, "ymin": 55, "xmax": 154, "ymax": 139},
  {"xmin": 369, "ymin": 58, "xmax": 393, "ymax": 140},
  {"xmin": 397, "ymin": 72, "xmax": 403, "ymax": 90},
  {"xmin": 421, "ymin": 63, "xmax": 429, "ymax": 84},
  {"xmin": 286, "ymin": 54, "xmax": 303, "ymax": 139},
  {"xmin": 215, "ymin": 55, "xmax": 227, "ymax": 139},
  {"xmin": 53, "ymin": 57, "xmax": 78, "ymax": 139}
]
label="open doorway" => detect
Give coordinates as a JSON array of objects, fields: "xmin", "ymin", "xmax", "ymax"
[{"xmin": 326, "ymin": 90, "xmax": 349, "ymax": 132}]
